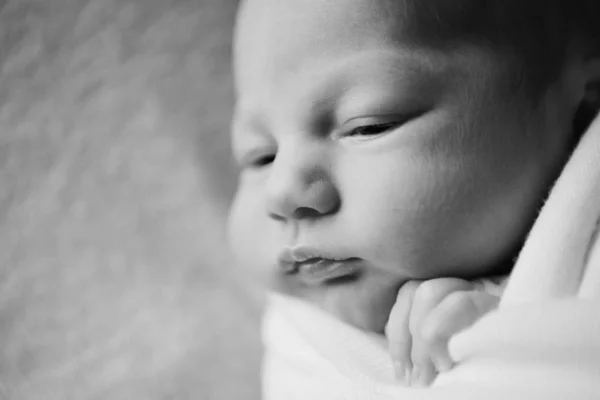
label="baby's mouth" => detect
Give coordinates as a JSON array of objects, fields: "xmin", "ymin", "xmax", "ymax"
[
  {"xmin": 293, "ymin": 258, "xmax": 362, "ymax": 284},
  {"xmin": 278, "ymin": 247, "xmax": 362, "ymax": 285}
]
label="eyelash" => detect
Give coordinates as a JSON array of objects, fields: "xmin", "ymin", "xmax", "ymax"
[
  {"xmin": 249, "ymin": 154, "xmax": 276, "ymax": 168},
  {"xmin": 346, "ymin": 122, "xmax": 399, "ymax": 138},
  {"xmin": 344, "ymin": 108, "xmax": 430, "ymax": 139}
]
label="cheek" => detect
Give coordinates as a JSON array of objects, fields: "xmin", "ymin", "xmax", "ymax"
[
  {"xmin": 341, "ymin": 157, "xmax": 454, "ymax": 274},
  {"xmin": 419, "ymin": 132, "xmax": 552, "ymax": 275},
  {"xmin": 339, "ymin": 135, "xmax": 537, "ymax": 278}
]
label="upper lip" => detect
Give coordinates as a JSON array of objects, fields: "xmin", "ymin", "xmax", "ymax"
[{"xmin": 277, "ymin": 245, "xmax": 355, "ymax": 272}]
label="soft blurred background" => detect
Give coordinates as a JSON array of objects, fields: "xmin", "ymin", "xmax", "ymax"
[{"xmin": 0, "ymin": 0, "xmax": 263, "ymax": 399}]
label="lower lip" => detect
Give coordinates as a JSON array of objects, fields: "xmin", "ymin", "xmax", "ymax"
[{"xmin": 296, "ymin": 258, "xmax": 361, "ymax": 285}]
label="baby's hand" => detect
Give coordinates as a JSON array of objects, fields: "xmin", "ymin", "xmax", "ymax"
[{"xmin": 384, "ymin": 277, "xmax": 506, "ymax": 387}]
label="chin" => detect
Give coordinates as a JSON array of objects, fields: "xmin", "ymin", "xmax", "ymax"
[
  {"xmin": 271, "ymin": 268, "xmax": 404, "ymax": 333},
  {"xmin": 320, "ymin": 277, "xmax": 403, "ymax": 334}
]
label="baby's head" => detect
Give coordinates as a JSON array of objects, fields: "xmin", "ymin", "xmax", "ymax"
[{"xmin": 228, "ymin": 0, "xmax": 600, "ymax": 332}]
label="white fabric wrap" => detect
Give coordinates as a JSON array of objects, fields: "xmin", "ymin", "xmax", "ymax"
[{"xmin": 262, "ymin": 112, "xmax": 600, "ymax": 400}]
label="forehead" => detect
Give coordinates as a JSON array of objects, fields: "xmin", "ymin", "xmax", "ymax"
[{"xmin": 233, "ymin": 0, "xmax": 410, "ymax": 89}]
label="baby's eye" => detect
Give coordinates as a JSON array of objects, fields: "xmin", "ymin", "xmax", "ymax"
[
  {"xmin": 340, "ymin": 110, "xmax": 427, "ymax": 140},
  {"xmin": 347, "ymin": 122, "xmax": 398, "ymax": 137},
  {"xmin": 253, "ymin": 154, "xmax": 275, "ymax": 167},
  {"xmin": 243, "ymin": 152, "xmax": 276, "ymax": 169}
]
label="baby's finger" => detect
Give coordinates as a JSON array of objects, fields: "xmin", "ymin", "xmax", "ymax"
[
  {"xmin": 410, "ymin": 358, "xmax": 437, "ymax": 387},
  {"xmin": 385, "ymin": 280, "xmax": 420, "ymax": 383},
  {"xmin": 408, "ymin": 279, "xmax": 472, "ymax": 380},
  {"xmin": 421, "ymin": 291, "xmax": 499, "ymax": 373}
]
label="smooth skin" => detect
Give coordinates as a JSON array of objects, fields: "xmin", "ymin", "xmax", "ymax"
[{"xmin": 228, "ymin": 0, "xmax": 594, "ymax": 388}]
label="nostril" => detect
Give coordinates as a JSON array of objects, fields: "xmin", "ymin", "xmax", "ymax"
[{"xmin": 292, "ymin": 207, "xmax": 322, "ymax": 219}]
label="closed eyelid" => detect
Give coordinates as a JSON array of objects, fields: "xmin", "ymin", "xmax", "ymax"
[
  {"xmin": 237, "ymin": 147, "xmax": 277, "ymax": 168},
  {"xmin": 339, "ymin": 109, "xmax": 429, "ymax": 132},
  {"xmin": 333, "ymin": 84, "xmax": 438, "ymax": 128}
]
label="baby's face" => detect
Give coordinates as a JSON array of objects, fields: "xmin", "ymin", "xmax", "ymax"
[{"xmin": 228, "ymin": 0, "xmax": 573, "ymax": 332}]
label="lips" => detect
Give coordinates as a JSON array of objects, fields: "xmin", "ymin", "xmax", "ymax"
[{"xmin": 278, "ymin": 246, "xmax": 362, "ymax": 285}]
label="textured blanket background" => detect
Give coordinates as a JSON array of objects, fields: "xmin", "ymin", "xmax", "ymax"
[{"xmin": 0, "ymin": 0, "xmax": 263, "ymax": 399}]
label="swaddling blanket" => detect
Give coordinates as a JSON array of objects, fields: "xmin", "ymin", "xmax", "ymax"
[{"xmin": 262, "ymin": 111, "xmax": 600, "ymax": 400}]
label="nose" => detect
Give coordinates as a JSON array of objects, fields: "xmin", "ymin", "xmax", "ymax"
[{"xmin": 266, "ymin": 151, "xmax": 340, "ymax": 221}]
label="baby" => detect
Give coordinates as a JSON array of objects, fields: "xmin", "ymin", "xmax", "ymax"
[{"xmin": 227, "ymin": 0, "xmax": 600, "ymax": 392}]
